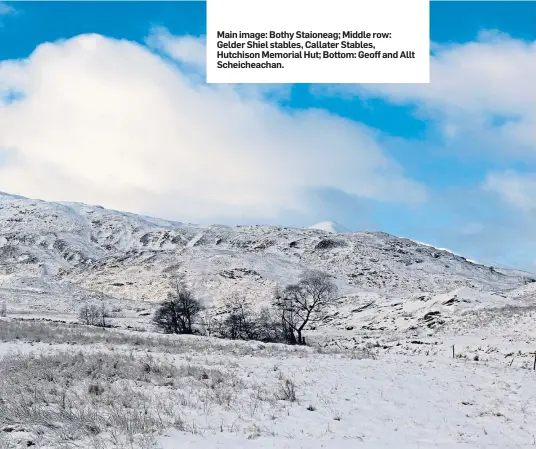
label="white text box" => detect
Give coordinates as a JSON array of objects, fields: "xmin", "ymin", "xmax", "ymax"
[{"xmin": 207, "ymin": 0, "xmax": 430, "ymax": 84}]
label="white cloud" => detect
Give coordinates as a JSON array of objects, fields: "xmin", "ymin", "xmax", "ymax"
[
  {"xmin": 331, "ymin": 31, "xmax": 536, "ymax": 154},
  {"xmin": 0, "ymin": 2, "xmax": 14, "ymax": 16},
  {"xmin": 0, "ymin": 1, "xmax": 14, "ymax": 25},
  {"xmin": 147, "ymin": 27, "xmax": 206, "ymax": 72},
  {"xmin": 145, "ymin": 28, "xmax": 292, "ymax": 102},
  {"xmin": 0, "ymin": 32, "xmax": 425, "ymax": 223},
  {"xmin": 484, "ymin": 171, "xmax": 536, "ymax": 212}
]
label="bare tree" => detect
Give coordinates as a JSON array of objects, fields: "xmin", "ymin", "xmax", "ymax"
[
  {"xmin": 215, "ymin": 295, "xmax": 285, "ymax": 343},
  {"xmin": 78, "ymin": 301, "xmax": 109, "ymax": 327},
  {"xmin": 198, "ymin": 311, "xmax": 216, "ymax": 337},
  {"xmin": 153, "ymin": 278, "xmax": 203, "ymax": 334},
  {"xmin": 220, "ymin": 295, "xmax": 259, "ymax": 340},
  {"xmin": 99, "ymin": 301, "xmax": 109, "ymax": 328},
  {"xmin": 255, "ymin": 306, "xmax": 284, "ymax": 343},
  {"xmin": 274, "ymin": 270, "xmax": 338, "ymax": 345}
]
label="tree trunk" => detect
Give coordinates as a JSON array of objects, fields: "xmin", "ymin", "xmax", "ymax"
[{"xmin": 283, "ymin": 321, "xmax": 297, "ymax": 345}]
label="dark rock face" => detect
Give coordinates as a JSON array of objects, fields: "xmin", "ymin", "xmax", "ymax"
[{"xmin": 315, "ymin": 239, "xmax": 347, "ymax": 250}]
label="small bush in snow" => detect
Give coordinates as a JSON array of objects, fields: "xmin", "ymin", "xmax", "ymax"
[{"xmin": 277, "ymin": 377, "xmax": 297, "ymax": 402}]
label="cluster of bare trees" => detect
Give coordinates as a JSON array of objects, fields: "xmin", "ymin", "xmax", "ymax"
[
  {"xmin": 152, "ymin": 277, "xmax": 202, "ymax": 334},
  {"xmin": 152, "ymin": 270, "xmax": 338, "ymax": 345},
  {"xmin": 212, "ymin": 295, "xmax": 281, "ymax": 342},
  {"xmin": 78, "ymin": 301, "xmax": 109, "ymax": 328}
]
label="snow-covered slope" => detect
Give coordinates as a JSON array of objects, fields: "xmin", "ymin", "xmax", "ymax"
[
  {"xmin": 1, "ymin": 191, "xmax": 534, "ymax": 338},
  {"xmin": 308, "ymin": 220, "xmax": 350, "ymax": 234}
]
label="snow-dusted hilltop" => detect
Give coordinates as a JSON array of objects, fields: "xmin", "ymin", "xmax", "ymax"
[
  {"xmin": 1, "ymin": 191, "xmax": 534, "ymax": 334},
  {"xmin": 308, "ymin": 220, "xmax": 350, "ymax": 234}
]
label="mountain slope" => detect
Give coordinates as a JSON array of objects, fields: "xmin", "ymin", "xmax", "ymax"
[{"xmin": 1, "ymin": 192, "xmax": 534, "ymax": 337}]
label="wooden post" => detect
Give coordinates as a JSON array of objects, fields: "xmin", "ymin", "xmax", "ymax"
[
  {"xmin": 452, "ymin": 345, "xmax": 455, "ymax": 359},
  {"xmin": 533, "ymin": 352, "xmax": 536, "ymax": 371}
]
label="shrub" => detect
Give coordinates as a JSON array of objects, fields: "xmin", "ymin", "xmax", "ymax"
[{"xmin": 277, "ymin": 376, "xmax": 297, "ymax": 402}]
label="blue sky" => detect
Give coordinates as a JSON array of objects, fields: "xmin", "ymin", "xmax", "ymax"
[{"xmin": 0, "ymin": 1, "xmax": 535, "ymax": 271}]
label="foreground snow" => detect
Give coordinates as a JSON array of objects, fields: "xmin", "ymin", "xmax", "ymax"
[
  {"xmin": 1, "ymin": 321, "xmax": 536, "ymax": 449},
  {"xmin": 157, "ymin": 433, "xmax": 492, "ymax": 448},
  {"xmin": 157, "ymin": 353, "xmax": 536, "ymax": 448}
]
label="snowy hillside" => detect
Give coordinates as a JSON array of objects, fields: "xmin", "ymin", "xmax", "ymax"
[{"xmin": 1, "ymin": 191, "xmax": 534, "ymax": 339}]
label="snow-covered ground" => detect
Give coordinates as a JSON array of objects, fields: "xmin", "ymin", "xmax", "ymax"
[{"xmin": 2, "ymin": 320, "xmax": 536, "ymax": 449}]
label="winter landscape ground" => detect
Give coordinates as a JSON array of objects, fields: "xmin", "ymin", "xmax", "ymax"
[{"xmin": 2, "ymin": 191, "xmax": 536, "ymax": 449}]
